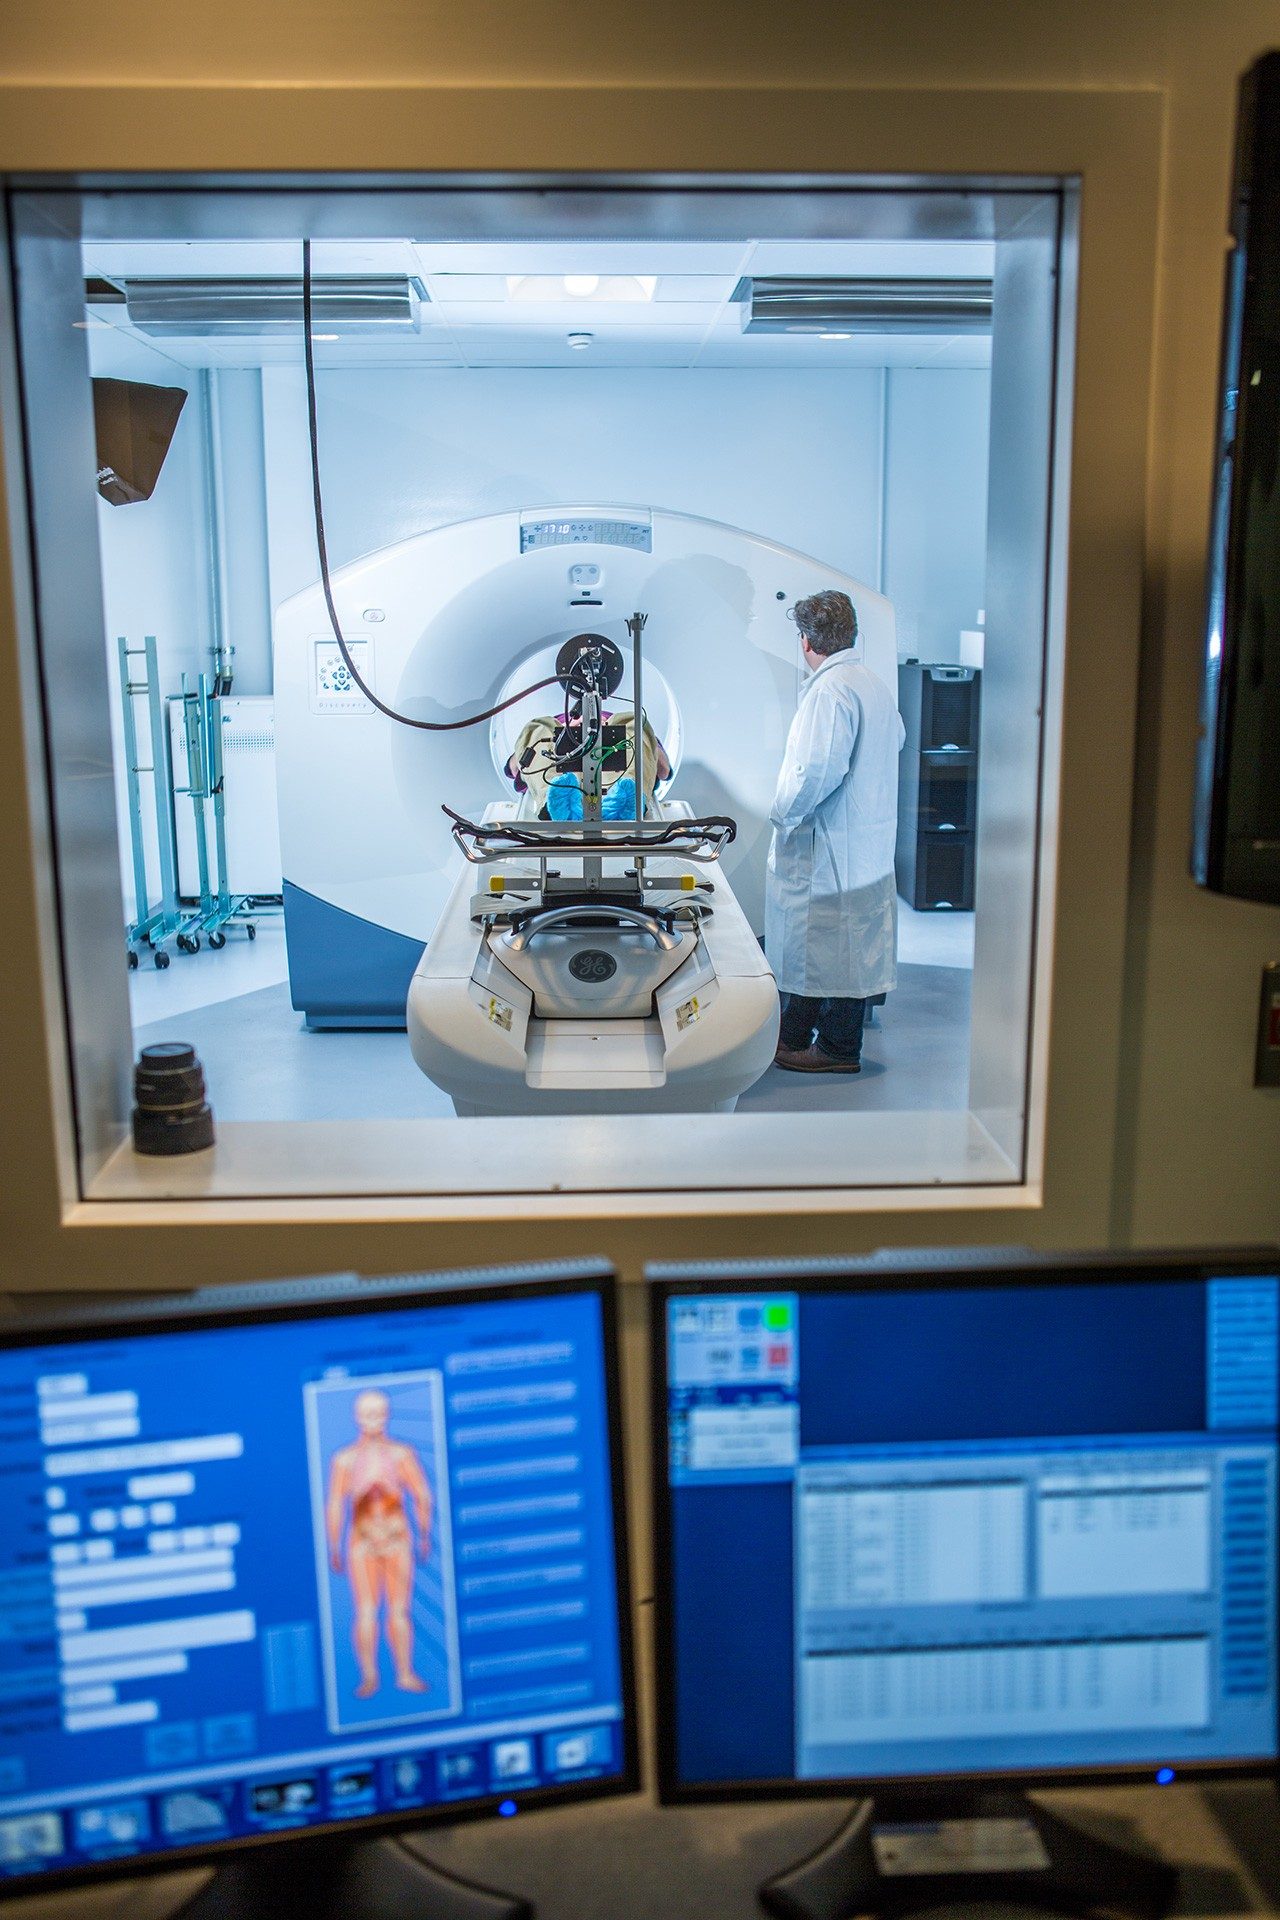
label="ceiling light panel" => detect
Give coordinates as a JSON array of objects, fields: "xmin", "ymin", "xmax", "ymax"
[
  {"xmin": 413, "ymin": 242, "xmax": 751, "ymax": 277},
  {"xmin": 432, "ymin": 300, "xmax": 721, "ymax": 338},
  {"xmin": 505, "ymin": 274, "xmax": 657, "ymax": 303}
]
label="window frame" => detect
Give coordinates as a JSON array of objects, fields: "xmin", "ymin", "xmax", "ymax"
[{"xmin": 0, "ymin": 85, "xmax": 1163, "ymax": 1249}]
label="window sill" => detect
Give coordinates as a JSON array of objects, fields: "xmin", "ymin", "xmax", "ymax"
[{"xmin": 75, "ymin": 1109, "xmax": 1036, "ymax": 1222}]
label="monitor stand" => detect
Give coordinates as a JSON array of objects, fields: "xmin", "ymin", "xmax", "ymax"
[
  {"xmin": 170, "ymin": 1833, "xmax": 531, "ymax": 1920},
  {"xmin": 759, "ymin": 1790, "xmax": 1178, "ymax": 1920}
]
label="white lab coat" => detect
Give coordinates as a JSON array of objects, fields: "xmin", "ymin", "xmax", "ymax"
[{"xmin": 765, "ymin": 651, "xmax": 905, "ymax": 998}]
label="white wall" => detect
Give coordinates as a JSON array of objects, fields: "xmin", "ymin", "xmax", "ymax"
[
  {"xmin": 262, "ymin": 363, "xmax": 990, "ymax": 686},
  {"xmin": 89, "ymin": 331, "xmax": 214, "ymax": 921},
  {"xmin": 261, "ymin": 366, "xmax": 889, "ymax": 611},
  {"xmin": 213, "ymin": 368, "xmax": 273, "ymax": 694},
  {"xmin": 882, "ymin": 367, "xmax": 991, "ymax": 665}
]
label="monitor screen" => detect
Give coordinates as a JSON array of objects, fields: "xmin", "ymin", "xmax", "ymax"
[
  {"xmin": 0, "ymin": 1266, "xmax": 635, "ymax": 1889},
  {"xmin": 650, "ymin": 1256, "xmax": 1279, "ymax": 1798}
]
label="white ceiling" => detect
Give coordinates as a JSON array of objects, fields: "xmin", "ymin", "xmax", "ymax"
[{"xmin": 81, "ymin": 238, "xmax": 994, "ymax": 372}]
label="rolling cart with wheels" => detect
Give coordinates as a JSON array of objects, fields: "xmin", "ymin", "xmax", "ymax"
[
  {"xmin": 172, "ymin": 672, "xmax": 255, "ymax": 953},
  {"xmin": 119, "ymin": 635, "xmax": 185, "ymax": 971}
]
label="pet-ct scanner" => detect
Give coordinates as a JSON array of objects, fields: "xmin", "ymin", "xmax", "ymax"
[{"xmin": 274, "ymin": 506, "xmax": 896, "ymax": 1113}]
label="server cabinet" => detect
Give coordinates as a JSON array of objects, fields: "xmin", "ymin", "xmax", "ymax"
[{"xmin": 896, "ymin": 664, "xmax": 981, "ymax": 910}]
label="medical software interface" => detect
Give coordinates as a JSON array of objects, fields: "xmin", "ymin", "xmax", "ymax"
[
  {"xmin": 0, "ymin": 1288, "xmax": 627, "ymax": 1879},
  {"xmin": 664, "ymin": 1275, "xmax": 1278, "ymax": 1786}
]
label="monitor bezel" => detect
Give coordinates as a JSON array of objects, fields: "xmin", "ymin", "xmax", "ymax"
[
  {"xmin": 0, "ymin": 1260, "xmax": 640, "ymax": 1900},
  {"xmin": 647, "ymin": 1245, "xmax": 1280, "ymax": 1806}
]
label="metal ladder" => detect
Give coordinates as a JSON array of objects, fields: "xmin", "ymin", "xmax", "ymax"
[
  {"xmin": 119, "ymin": 639, "xmax": 258, "ymax": 967},
  {"xmin": 170, "ymin": 670, "xmax": 256, "ymax": 954},
  {"xmin": 119, "ymin": 635, "xmax": 183, "ymax": 970}
]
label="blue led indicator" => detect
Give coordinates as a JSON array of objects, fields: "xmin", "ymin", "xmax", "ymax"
[
  {"xmin": 1155, "ymin": 1767, "xmax": 1175, "ymax": 1785},
  {"xmin": 498, "ymin": 1799, "xmax": 518, "ymax": 1817}
]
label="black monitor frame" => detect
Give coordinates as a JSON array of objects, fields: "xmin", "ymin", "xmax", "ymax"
[
  {"xmin": 648, "ymin": 1246, "xmax": 1280, "ymax": 1806},
  {"xmin": 1192, "ymin": 52, "xmax": 1280, "ymax": 905},
  {"xmin": 0, "ymin": 1260, "xmax": 639, "ymax": 1902}
]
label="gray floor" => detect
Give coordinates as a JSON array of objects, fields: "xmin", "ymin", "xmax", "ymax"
[
  {"xmin": 742, "ymin": 964, "xmax": 970, "ymax": 1114},
  {"xmin": 133, "ymin": 965, "xmax": 970, "ymax": 1122}
]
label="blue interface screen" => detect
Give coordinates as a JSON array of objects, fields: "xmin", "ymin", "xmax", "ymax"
[
  {"xmin": 664, "ymin": 1274, "xmax": 1279, "ymax": 1787},
  {"xmin": 0, "ymin": 1285, "xmax": 627, "ymax": 1879}
]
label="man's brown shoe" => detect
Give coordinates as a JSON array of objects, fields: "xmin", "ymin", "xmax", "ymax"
[{"xmin": 773, "ymin": 1044, "xmax": 861, "ymax": 1074}]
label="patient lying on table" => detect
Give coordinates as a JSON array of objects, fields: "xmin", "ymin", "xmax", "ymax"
[{"xmin": 505, "ymin": 710, "xmax": 671, "ymax": 819}]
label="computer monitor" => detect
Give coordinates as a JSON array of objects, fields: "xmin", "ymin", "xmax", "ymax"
[
  {"xmin": 650, "ymin": 1251, "xmax": 1279, "ymax": 1917},
  {"xmin": 0, "ymin": 1263, "xmax": 636, "ymax": 1916}
]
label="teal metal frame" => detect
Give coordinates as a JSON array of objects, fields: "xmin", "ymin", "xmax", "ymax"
[{"xmin": 119, "ymin": 634, "xmax": 184, "ymax": 968}]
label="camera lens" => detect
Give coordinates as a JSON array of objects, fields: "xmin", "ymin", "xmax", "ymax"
[{"xmin": 132, "ymin": 1042, "xmax": 215, "ymax": 1155}]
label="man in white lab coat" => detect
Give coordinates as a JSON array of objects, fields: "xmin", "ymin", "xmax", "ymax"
[{"xmin": 766, "ymin": 589, "xmax": 905, "ymax": 1073}]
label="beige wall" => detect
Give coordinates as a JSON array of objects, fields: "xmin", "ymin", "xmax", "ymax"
[{"xmin": 0, "ymin": 1, "xmax": 1277, "ymax": 1297}]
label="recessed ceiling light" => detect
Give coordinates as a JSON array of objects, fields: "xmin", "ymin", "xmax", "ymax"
[
  {"xmin": 567, "ymin": 332, "xmax": 594, "ymax": 351},
  {"xmin": 310, "ymin": 333, "xmax": 340, "ymax": 342},
  {"xmin": 507, "ymin": 275, "xmax": 656, "ymax": 304},
  {"xmin": 820, "ymin": 331, "xmax": 853, "ymax": 340}
]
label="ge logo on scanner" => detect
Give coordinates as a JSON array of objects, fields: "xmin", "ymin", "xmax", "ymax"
[{"xmin": 568, "ymin": 951, "xmax": 617, "ymax": 983}]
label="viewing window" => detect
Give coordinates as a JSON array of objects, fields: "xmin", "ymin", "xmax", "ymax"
[{"xmin": 5, "ymin": 176, "xmax": 1076, "ymax": 1210}]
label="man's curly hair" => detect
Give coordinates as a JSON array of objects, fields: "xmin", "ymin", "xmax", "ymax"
[{"xmin": 788, "ymin": 588, "xmax": 858, "ymax": 656}]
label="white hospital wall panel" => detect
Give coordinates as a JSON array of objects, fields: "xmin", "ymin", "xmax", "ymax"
[
  {"xmin": 209, "ymin": 370, "xmax": 273, "ymax": 695},
  {"xmin": 882, "ymin": 367, "xmax": 991, "ymax": 666},
  {"xmin": 260, "ymin": 366, "xmax": 886, "ymax": 612}
]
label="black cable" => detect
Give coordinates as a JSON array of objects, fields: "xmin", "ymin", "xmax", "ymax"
[
  {"xmin": 549, "ymin": 703, "xmax": 603, "ymax": 769},
  {"xmin": 301, "ymin": 239, "xmax": 561, "ymax": 732},
  {"xmin": 547, "ymin": 702, "xmax": 645, "ymax": 777}
]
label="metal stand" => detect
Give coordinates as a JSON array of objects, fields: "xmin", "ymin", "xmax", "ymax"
[
  {"xmin": 119, "ymin": 634, "xmax": 183, "ymax": 970},
  {"xmin": 626, "ymin": 608, "xmax": 648, "ymax": 827},
  {"xmin": 550, "ymin": 634, "xmax": 625, "ymax": 894},
  {"xmin": 168, "ymin": 1832, "xmax": 530, "ymax": 1920},
  {"xmin": 172, "ymin": 673, "xmax": 256, "ymax": 954},
  {"xmin": 760, "ymin": 1792, "xmax": 1177, "ymax": 1920}
]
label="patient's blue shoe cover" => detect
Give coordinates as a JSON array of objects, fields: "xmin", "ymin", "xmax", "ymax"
[
  {"xmin": 603, "ymin": 777, "xmax": 638, "ymax": 820},
  {"xmin": 548, "ymin": 774, "xmax": 639, "ymax": 821},
  {"xmin": 546, "ymin": 774, "xmax": 584, "ymax": 820}
]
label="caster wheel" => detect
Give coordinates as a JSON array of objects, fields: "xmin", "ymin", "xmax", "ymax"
[
  {"xmin": 127, "ymin": 950, "xmax": 139, "ymax": 970},
  {"xmin": 246, "ymin": 923, "xmax": 257, "ymax": 941},
  {"xmin": 209, "ymin": 930, "xmax": 226, "ymax": 950},
  {"xmin": 154, "ymin": 950, "xmax": 170, "ymax": 970}
]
